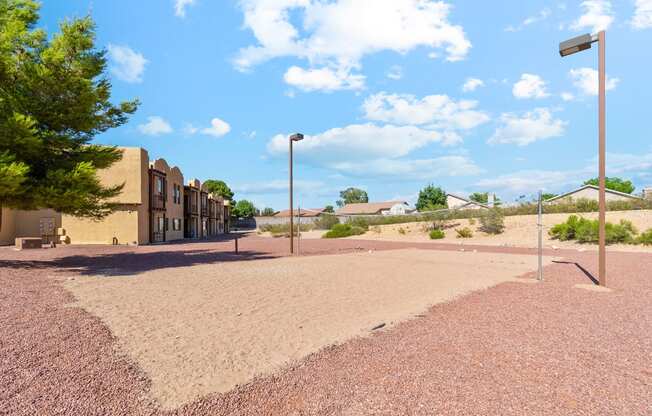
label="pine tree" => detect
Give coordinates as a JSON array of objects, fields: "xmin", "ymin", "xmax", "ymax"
[{"xmin": 0, "ymin": 0, "xmax": 138, "ymax": 218}]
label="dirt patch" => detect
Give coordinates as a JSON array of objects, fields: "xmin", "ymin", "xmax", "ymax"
[{"xmin": 64, "ymin": 248, "xmax": 550, "ymax": 409}]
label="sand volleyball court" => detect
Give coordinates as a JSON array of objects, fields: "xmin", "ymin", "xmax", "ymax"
[{"xmin": 64, "ymin": 248, "xmax": 550, "ymax": 409}]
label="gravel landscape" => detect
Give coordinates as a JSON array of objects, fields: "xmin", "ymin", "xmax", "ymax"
[{"xmin": 1, "ymin": 235, "xmax": 651, "ymax": 415}]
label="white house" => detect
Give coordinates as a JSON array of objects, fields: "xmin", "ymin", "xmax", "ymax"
[
  {"xmin": 545, "ymin": 184, "xmax": 644, "ymax": 204},
  {"xmin": 336, "ymin": 201, "xmax": 415, "ymax": 216},
  {"xmin": 446, "ymin": 194, "xmax": 489, "ymax": 210}
]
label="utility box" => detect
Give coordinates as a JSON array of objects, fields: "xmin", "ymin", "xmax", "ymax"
[{"xmin": 15, "ymin": 237, "xmax": 42, "ymax": 250}]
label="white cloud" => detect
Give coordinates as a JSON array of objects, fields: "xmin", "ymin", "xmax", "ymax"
[
  {"xmin": 512, "ymin": 74, "xmax": 549, "ymax": 99},
  {"xmin": 175, "ymin": 0, "xmax": 196, "ymax": 17},
  {"xmin": 386, "ymin": 65, "xmax": 403, "ymax": 80},
  {"xmin": 137, "ymin": 116, "xmax": 173, "ymax": 136},
  {"xmin": 362, "ymin": 92, "xmax": 489, "ymax": 133},
  {"xmin": 505, "ymin": 8, "xmax": 551, "ymax": 32},
  {"xmin": 200, "ymin": 118, "xmax": 231, "ymax": 138},
  {"xmin": 462, "ymin": 77, "xmax": 484, "ymax": 92},
  {"xmin": 283, "ymin": 66, "xmax": 364, "ymax": 92},
  {"xmin": 330, "ymin": 156, "xmax": 483, "ymax": 180},
  {"xmin": 107, "ymin": 44, "xmax": 147, "ymax": 83},
  {"xmin": 234, "ymin": 179, "xmax": 325, "ymax": 194},
  {"xmin": 571, "ymin": 0, "xmax": 614, "ymax": 32},
  {"xmin": 235, "ymin": 0, "xmax": 470, "ymax": 90},
  {"xmin": 632, "ymin": 0, "xmax": 652, "ymax": 29},
  {"xmin": 569, "ymin": 67, "xmax": 619, "ymax": 96},
  {"xmin": 489, "ymin": 108, "xmax": 567, "ymax": 146},
  {"xmin": 561, "ymin": 92, "xmax": 575, "ymax": 101}
]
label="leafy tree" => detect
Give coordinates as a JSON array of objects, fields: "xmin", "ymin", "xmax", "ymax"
[
  {"xmin": 232, "ymin": 199, "xmax": 256, "ymax": 218},
  {"xmin": 416, "ymin": 184, "xmax": 447, "ymax": 211},
  {"xmin": 583, "ymin": 177, "xmax": 635, "ymax": 194},
  {"xmin": 541, "ymin": 193, "xmax": 558, "ymax": 201},
  {"xmin": 0, "ymin": 1, "xmax": 139, "ymax": 218},
  {"xmin": 203, "ymin": 179, "xmax": 234, "ymax": 200},
  {"xmin": 260, "ymin": 207, "xmax": 276, "ymax": 216},
  {"xmin": 336, "ymin": 187, "xmax": 368, "ymax": 207},
  {"xmin": 469, "ymin": 192, "xmax": 488, "ymax": 204},
  {"xmin": 323, "ymin": 205, "xmax": 334, "ymax": 213}
]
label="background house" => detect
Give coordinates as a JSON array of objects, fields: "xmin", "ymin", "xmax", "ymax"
[
  {"xmin": 336, "ymin": 201, "xmax": 414, "ymax": 216},
  {"xmin": 446, "ymin": 194, "xmax": 489, "ymax": 210},
  {"xmin": 545, "ymin": 184, "xmax": 644, "ymax": 204}
]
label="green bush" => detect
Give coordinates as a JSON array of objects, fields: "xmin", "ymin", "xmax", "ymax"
[
  {"xmin": 323, "ymin": 223, "xmax": 367, "ymax": 239},
  {"xmin": 429, "ymin": 229, "xmax": 445, "ymax": 239},
  {"xmin": 259, "ymin": 223, "xmax": 313, "ymax": 237},
  {"xmin": 456, "ymin": 227, "xmax": 473, "ymax": 238},
  {"xmin": 479, "ymin": 208, "xmax": 505, "ymax": 234},
  {"xmin": 550, "ymin": 215, "xmax": 638, "ymax": 245},
  {"xmin": 636, "ymin": 229, "xmax": 652, "ymax": 245},
  {"xmin": 313, "ymin": 214, "xmax": 340, "ymax": 230}
]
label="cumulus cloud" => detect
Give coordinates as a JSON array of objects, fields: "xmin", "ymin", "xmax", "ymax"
[
  {"xmin": 362, "ymin": 92, "xmax": 489, "ymax": 133},
  {"xmin": 571, "ymin": 0, "xmax": 614, "ymax": 32},
  {"xmin": 283, "ymin": 66, "xmax": 364, "ymax": 91},
  {"xmin": 265, "ymin": 123, "xmax": 481, "ymax": 180},
  {"xmin": 200, "ymin": 118, "xmax": 231, "ymax": 138},
  {"xmin": 632, "ymin": 0, "xmax": 652, "ymax": 29},
  {"xmin": 489, "ymin": 108, "xmax": 566, "ymax": 146},
  {"xmin": 235, "ymin": 0, "xmax": 471, "ymax": 91},
  {"xmin": 505, "ymin": 8, "xmax": 551, "ymax": 32},
  {"xmin": 512, "ymin": 74, "xmax": 549, "ymax": 99},
  {"xmin": 386, "ymin": 65, "xmax": 403, "ymax": 81},
  {"xmin": 462, "ymin": 78, "xmax": 484, "ymax": 92},
  {"xmin": 174, "ymin": 0, "xmax": 196, "ymax": 17},
  {"xmin": 137, "ymin": 116, "xmax": 173, "ymax": 136},
  {"xmin": 570, "ymin": 67, "xmax": 619, "ymax": 96},
  {"xmin": 107, "ymin": 44, "xmax": 147, "ymax": 83},
  {"xmin": 561, "ymin": 92, "xmax": 575, "ymax": 101}
]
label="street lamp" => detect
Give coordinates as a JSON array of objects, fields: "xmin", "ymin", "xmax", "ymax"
[
  {"xmin": 289, "ymin": 133, "xmax": 304, "ymax": 254},
  {"xmin": 559, "ymin": 31, "xmax": 607, "ymax": 286}
]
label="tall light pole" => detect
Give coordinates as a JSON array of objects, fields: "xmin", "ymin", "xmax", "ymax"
[
  {"xmin": 559, "ymin": 31, "xmax": 607, "ymax": 286},
  {"xmin": 289, "ymin": 133, "xmax": 304, "ymax": 254}
]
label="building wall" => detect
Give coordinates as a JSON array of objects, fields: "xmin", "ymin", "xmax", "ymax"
[
  {"xmin": 167, "ymin": 167, "xmax": 185, "ymax": 241},
  {"xmin": 447, "ymin": 195, "xmax": 468, "ymax": 209},
  {"xmin": 552, "ymin": 187, "xmax": 640, "ymax": 204},
  {"xmin": 0, "ymin": 207, "xmax": 16, "ymax": 245},
  {"xmin": 15, "ymin": 209, "xmax": 61, "ymax": 237},
  {"xmin": 643, "ymin": 188, "xmax": 652, "ymax": 200},
  {"xmin": 62, "ymin": 147, "xmax": 150, "ymax": 245}
]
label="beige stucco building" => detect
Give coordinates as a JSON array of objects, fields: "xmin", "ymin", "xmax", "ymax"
[
  {"xmin": 0, "ymin": 147, "xmax": 230, "ymax": 246},
  {"xmin": 545, "ymin": 185, "xmax": 645, "ymax": 204}
]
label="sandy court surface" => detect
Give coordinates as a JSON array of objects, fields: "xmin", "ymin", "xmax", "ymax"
[
  {"xmin": 345, "ymin": 210, "xmax": 652, "ymax": 252},
  {"xmin": 63, "ymin": 248, "xmax": 550, "ymax": 409}
]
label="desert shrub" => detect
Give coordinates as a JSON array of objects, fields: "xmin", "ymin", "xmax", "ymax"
[
  {"xmin": 259, "ymin": 223, "xmax": 313, "ymax": 237},
  {"xmin": 346, "ymin": 217, "xmax": 371, "ymax": 229},
  {"xmin": 636, "ymin": 229, "xmax": 652, "ymax": 245},
  {"xmin": 313, "ymin": 214, "xmax": 339, "ymax": 230},
  {"xmin": 323, "ymin": 223, "xmax": 367, "ymax": 239},
  {"xmin": 398, "ymin": 227, "xmax": 407, "ymax": 235},
  {"xmin": 456, "ymin": 227, "xmax": 473, "ymax": 238},
  {"xmin": 429, "ymin": 229, "xmax": 445, "ymax": 239},
  {"xmin": 551, "ymin": 215, "xmax": 637, "ymax": 244},
  {"xmin": 468, "ymin": 217, "xmax": 476, "ymax": 225},
  {"xmin": 479, "ymin": 208, "xmax": 505, "ymax": 234}
]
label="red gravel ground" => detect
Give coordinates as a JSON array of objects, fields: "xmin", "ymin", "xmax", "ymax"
[{"xmin": 1, "ymin": 234, "xmax": 650, "ymax": 415}]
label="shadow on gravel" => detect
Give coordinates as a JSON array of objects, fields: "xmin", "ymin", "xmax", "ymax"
[
  {"xmin": 552, "ymin": 260, "xmax": 599, "ymax": 285},
  {"xmin": 54, "ymin": 249, "xmax": 280, "ymax": 277}
]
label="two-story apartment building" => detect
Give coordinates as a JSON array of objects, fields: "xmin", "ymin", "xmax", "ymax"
[{"xmin": 0, "ymin": 147, "xmax": 230, "ymax": 246}]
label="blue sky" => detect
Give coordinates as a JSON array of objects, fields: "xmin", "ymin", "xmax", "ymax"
[{"xmin": 41, "ymin": 0, "xmax": 652, "ymax": 209}]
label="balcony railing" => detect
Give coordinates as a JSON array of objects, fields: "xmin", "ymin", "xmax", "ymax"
[{"xmin": 151, "ymin": 193, "xmax": 166, "ymax": 210}]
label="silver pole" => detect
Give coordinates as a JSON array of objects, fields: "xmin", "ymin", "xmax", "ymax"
[
  {"xmin": 297, "ymin": 205, "xmax": 301, "ymax": 256},
  {"xmin": 537, "ymin": 190, "xmax": 543, "ymax": 281}
]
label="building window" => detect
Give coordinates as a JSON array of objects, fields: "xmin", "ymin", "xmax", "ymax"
[
  {"xmin": 172, "ymin": 218, "xmax": 182, "ymax": 231},
  {"xmin": 173, "ymin": 184, "xmax": 181, "ymax": 204},
  {"xmin": 158, "ymin": 217, "xmax": 165, "ymax": 232},
  {"xmin": 156, "ymin": 177, "xmax": 164, "ymax": 194}
]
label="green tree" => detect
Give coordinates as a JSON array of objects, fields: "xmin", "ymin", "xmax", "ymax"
[
  {"xmin": 0, "ymin": 1, "xmax": 139, "ymax": 218},
  {"xmin": 541, "ymin": 193, "xmax": 558, "ymax": 201},
  {"xmin": 232, "ymin": 199, "xmax": 256, "ymax": 218},
  {"xmin": 583, "ymin": 177, "xmax": 635, "ymax": 194},
  {"xmin": 469, "ymin": 192, "xmax": 488, "ymax": 204},
  {"xmin": 202, "ymin": 179, "xmax": 234, "ymax": 200},
  {"xmin": 336, "ymin": 187, "xmax": 368, "ymax": 207},
  {"xmin": 416, "ymin": 184, "xmax": 447, "ymax": 211},
  {"xmin": 323, "ymin": 205, "xmax": 335, "ymax": 213},
  {"xmin": 260, "ymin": 207, "xmax": 276, "ymax": 216}
]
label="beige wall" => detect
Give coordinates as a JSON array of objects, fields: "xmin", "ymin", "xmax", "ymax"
[
  {"xmin": 62, "ymin": 147, "xmax": 150, "ymax": 245},
  {"xmin": 166, "ymin": 166, "xmax": 185, "ymax": 241},
  {"xmin": 553, "ymin": 187, "xmax": 640, "ymax": 204},
  {"xmin": 0, "ymin": 207, "xmax": 16, "ymax": 245},
  {"xmin": 15, "ymin": 209, "xmax": 61, "ymax": 237},
  {"xmin": 62, "ymin": 206, "xmax": 144, "ymax": 245}
]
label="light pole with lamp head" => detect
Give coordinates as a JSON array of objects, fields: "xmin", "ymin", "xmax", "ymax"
[
  {"xmin": 559, "ymin": 31, "xmax": 607, "ymax": 286},
  {"xmin": 289, "ymin": 133, "xmax": 304, "ymax": 254}
]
